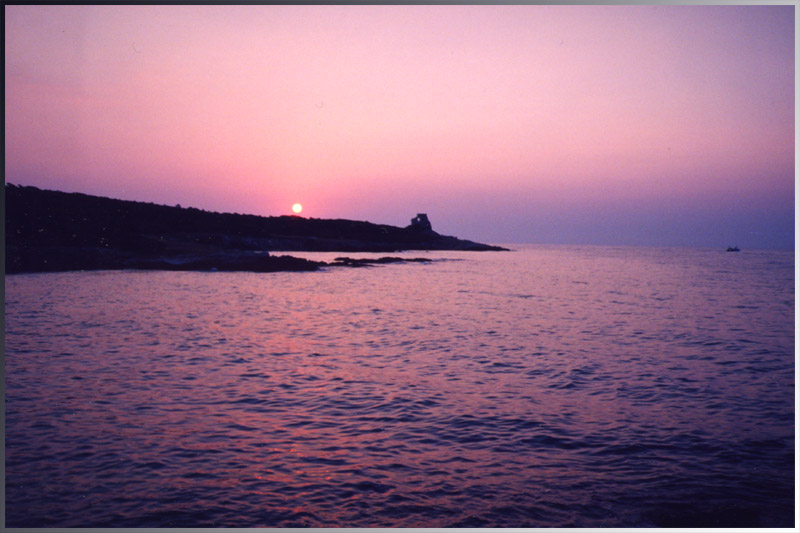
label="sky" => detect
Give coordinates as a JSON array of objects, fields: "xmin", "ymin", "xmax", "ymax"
[{"xmin": 5, "ymin": 5, "xmax": 795, "ymax": 249}]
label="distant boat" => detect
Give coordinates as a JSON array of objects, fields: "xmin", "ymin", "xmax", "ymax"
[{"xmin": 726, "ymin": 246, "xmax": 740, "ymax": 252}]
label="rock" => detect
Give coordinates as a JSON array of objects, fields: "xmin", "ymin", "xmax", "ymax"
[{"xmin": 331, "ymin": 256, "xmax": 433, "ymax": 267}]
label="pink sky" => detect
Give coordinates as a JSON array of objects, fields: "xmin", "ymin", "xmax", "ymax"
[{"xmin": 5, "ymin": 5, "xmax": 795, "ymax": 248}]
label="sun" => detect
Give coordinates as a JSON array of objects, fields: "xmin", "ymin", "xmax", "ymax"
[{"xmin": 291, "ymin": 203, "xmax": 303, "ymax": 214}]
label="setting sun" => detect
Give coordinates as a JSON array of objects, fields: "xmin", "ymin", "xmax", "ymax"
[{"xmin": 292, "ymin": 203, "xmax": 303, "ymax": 214}]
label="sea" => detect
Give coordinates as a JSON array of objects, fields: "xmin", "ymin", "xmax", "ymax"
[{"xmin": 4, "ymin": 244, "xmax": 796, "ymax": 528}]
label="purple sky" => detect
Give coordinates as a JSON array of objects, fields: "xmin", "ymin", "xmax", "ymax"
[{"xmin": 5, "ymin": 5, "xmax": 795, "ymax": 248}]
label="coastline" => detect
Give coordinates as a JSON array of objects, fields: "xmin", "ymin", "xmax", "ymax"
[{"xmin": 5, "ymin": 184, "xmax": 508, "ymax": 274}]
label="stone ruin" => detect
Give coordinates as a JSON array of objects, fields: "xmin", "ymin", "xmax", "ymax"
[{"xmin": 408, "ymin": 213, "xmax": 432, "ymax": 231}]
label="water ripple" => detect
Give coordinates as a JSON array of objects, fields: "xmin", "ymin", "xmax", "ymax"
[{"xmin": 5, "ymin": 247, "xmax": 794, "ymax": 527}]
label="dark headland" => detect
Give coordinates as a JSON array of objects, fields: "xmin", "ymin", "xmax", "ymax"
[{"xmin": 5, "ymin": 184, "xmax": 508, "ymax": 274}]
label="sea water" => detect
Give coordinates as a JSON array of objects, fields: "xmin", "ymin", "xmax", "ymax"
[{"xmin": 4, "ymin": 245, "xmax": 795, "ymax": 527}]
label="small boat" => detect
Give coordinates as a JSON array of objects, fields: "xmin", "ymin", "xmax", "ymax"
[{"xmin": 726, "ymin": 246, "xmax": 740, "ymax": 252}]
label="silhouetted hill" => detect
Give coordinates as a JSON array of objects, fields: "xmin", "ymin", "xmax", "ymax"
[{"xmin": 5, "ymin": 184, "xmax": 507, "ymax": 273}]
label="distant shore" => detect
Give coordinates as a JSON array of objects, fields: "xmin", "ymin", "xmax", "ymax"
[{"xmin": 5, "ymin": 184, "xmax": 508, "ymax": 274}]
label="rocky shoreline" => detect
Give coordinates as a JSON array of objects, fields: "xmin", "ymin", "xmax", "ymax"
[{"xmin": 6, "ymin": 184, "xmax": 506, "ymax": 274}]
